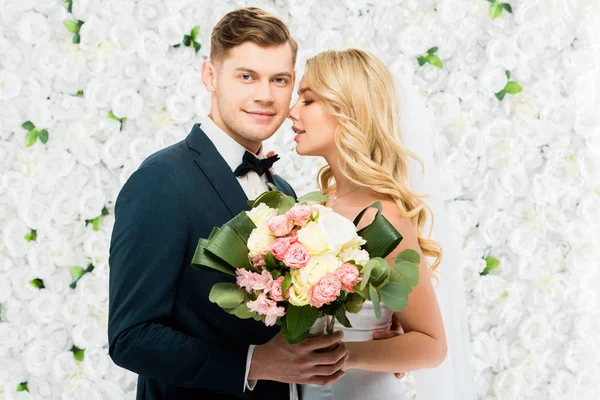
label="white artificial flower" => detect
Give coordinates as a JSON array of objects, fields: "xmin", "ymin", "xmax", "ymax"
[
  {"xmin": 518, "ymin": 315, "xmax": 550, "ymax": 350},
  {"xmin": 82, "ymin": 348, "xmax": 110, "ymax": 380},
  {"xmin": 84, "ymin": 79, "xmax": 117, "ymax": 109},
  {"xmin": 398, "ymin": 25, "xmax": 431, "ymax": 55},
  {"xmin": 0, "ymin": 69, "xmax": 22, "ymax": 100},
  {"xmin": 78, "ymin": 187, "xmax": 106, "ymax": 220},
  {"xmin": 27, "ymin": 377, "xmax": 57, "ymax": 399},
  {"xmin": 477, "ymin": 65, "xmax": 509, "ymax": 94},
  {"xmin": 110, "ymin": 89, "xmax": 144, "ymax": 120},
  {"xmin": 51, "ymin": 351, "xmax": 82, "ymax": 382},
  {"xmin": 472, "ymin": 275, "xmax": 507, "ymax": 305},
  {"xmin": 176, "ymin": 71, "xmax": 204, "ymax": 98},
  {"xmin": 148, "ymin": 61, "xmax": 181, "ymax": 87},
  {"xmin": 136, "ymin": 30, "xmax": 168, "ymax": 63},
  {"xmin": 70, "ymin": 137, "xmax": 102, "ymax": 167},
  {"xmin": 158, "ymin": 14, "xmax": 186, "ymax": 46},
  {"xmin": 110, "ymin": 18, "xmax": 140, "ymax": 54},
  {"xmin": 0, "ymin": 322, "xmax": 20, "ymax": 357},
  {"xmin": 165, "ymin": 94, "xmax": 194, "ymax": 123},
  {"xmin": 51, "ymin": 192, "xmax": 80, "ymax": 226},
  {"xmin": 73, "ymin": 317, "xmax": 106, "ymax": 349},
  {"xmin": 102, "ymin": 135, "xmax": 130, "ymax": 169},
  {"xmin": 128, "ymin": 137, "xmax": 153, "ymax": 165},
  {"xmin": 23, "ymin": 339, "xmax": 57, "ymax": 376},
  {"xmin": 78, "ymin": 16, "xmax": 107, "ymax": 50},
  {"xmin": 18, "ymin": 12, "xmax": 50, "ymax": 45},
  {"xmin": 44, "ymin": 267, "xmax": 72, "ymax": 295},
  {"xmin": 76, "ymin": 272, "xmax": 108, "ymax": 306},
  {"xmin": 29, "ymin": 290, "xmax": 61, "ymax": 324},
  {"xmin": 493, "ymin": 368, "xmax": 525, "ymax": 399}
]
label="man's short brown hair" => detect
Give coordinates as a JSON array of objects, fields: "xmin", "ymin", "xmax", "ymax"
[{"xmin": 210, "ymin": 7, "xmax": 298, "ymax": 65}]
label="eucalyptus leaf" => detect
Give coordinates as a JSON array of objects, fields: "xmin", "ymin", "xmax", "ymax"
[
  {"xmin": 380, "ymin": 282, "xmax": 409, "ymax": 312},
  {"xmin": 369, "ymin": 284, "xmax": 381, "ymax": 319},
  {"xmin": 368, "ymin": 258, "xmax": 390, "ymax": 286},
  {"xmin": 389, "ymin": 261, "xmax": 419, "ymax": 294},
  {"xmin": 229, "ymin": 302, "xmax": 256, "ymax": 319},
  {"xmin": 297, "ymin": 191, "xmax": 329, "ymax": 204},
  {"xmin": 394, "ymin": 249, "xmax": 420, "ymax": 265},
  {"xmin": 345, "ymin": 292, "xmax": 366, "ymax": 314},
  {"xmin": 209, "ymin": 282, "xmax": 245, "ymax": 309}
]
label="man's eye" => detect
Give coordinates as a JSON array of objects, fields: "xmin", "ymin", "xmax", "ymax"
[
  {"xmin": 274, "ymin": 78, "xmax": 288, "ymax": 84},
  {"xmin": 240, "ymin": 75, "xmax": 252, "ymax": 81}
]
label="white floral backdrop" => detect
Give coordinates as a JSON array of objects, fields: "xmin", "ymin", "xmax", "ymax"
[{"xmin": 1, "ymin": 0, "xmax": 600, "ymax": 399}]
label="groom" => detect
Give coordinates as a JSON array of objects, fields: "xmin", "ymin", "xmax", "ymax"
[{"xmin": 108, "ymin": 7, "xmax": 348, "ymax": 400}]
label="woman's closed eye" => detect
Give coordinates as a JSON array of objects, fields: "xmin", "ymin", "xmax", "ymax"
[{"xmin": 302, "ymin": 100, "xmax": 314, "ymax": 105}]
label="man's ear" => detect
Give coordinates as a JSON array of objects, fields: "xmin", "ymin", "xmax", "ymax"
[
  {"xmin": 201, "ymin": 61, "xmax": 217, "ymax": 92},
  {"xmin": 292, "ymin": 71, "xmax": 296, "ymax": 87}
]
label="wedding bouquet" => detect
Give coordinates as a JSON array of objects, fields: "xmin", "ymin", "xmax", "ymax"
[{"xmin": 192, "ymin": 191, "xmax": 420, "ymax": 344}]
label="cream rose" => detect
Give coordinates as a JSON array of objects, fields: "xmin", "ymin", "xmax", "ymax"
[
  {"xmin": 246, "ymin": 203, "xmax": 277, "ymax": 228},
  {"xmin": 247, "ymin": 228, "xmax": 275, "ymax": 260},
  {"xmin": 297, "ymin": 221, "xmax": 328, "ymax": 256}
]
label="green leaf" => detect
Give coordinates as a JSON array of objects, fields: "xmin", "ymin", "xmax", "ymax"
[
  {"xmin": 285, "ymin": 305, "xmax": 319, "ymax": 340},
  {"xmin": 250, "ymin": 191, "xmax": 295, "ymax": 215},
  {"xmin": 209, "ymin": 282, "xmax": 245, "ymax": 309},
  {"xmin": 71, "ymin": 345, "xmax": 84, "ymax": 361},
  {"xmin": 369, "ymin": 284, "xmax": 381, "ymax": 319},
  {"xmin": 281, "ymin": 320, "xmax": 310, "ymax": 344},
  {"xmin": 505, "ymin": 70, "xmax": 511, "ymax": 80},
  {"xmin": 24, "ymin": 229, "xmax": 37, "ymax": 242},
  {"xmin": 17, "ymin": 382, "xmax": 28, "ymax": 392},
  {"xmin": 85, "ymin": 263, "xmax": 95, "ymax": 273},
  {"xmin": 191, "ymin": 238, "xmax": 236, "ymax": 276},
  {"xmin": 183, "ymin": 34, "xmax": 192, "ymax": 47},
  {"xmin": 380, "ymin": 282, "xmax": 409, "ymax": 311},
  {"xmin": 345, "ymin": 292, "xmax": 366, "ymax": 313},
  {"xmin": 334, "ymin": 307, "xmax": 352, "ymax": 328},
  {"xmin": 480, "ymin": 256, "xmax": 500, "ymax": 276},
  {"xmin": 193, "ymin": 41, "xmax": 201, "ymax": 53},
  {"xmin": 427, "ymin": 46, "xmax": 438, "ymax": 54},
  {"xmin": 63, "ymin": 20, "xmax": 80, "ymax": 33},
  {"xmin": 367, "ymin": 258, "xmax": 390, "ymax": 287},
  {"xmin": 72, "ymin": 32, "xmax": 81, "ymax": 44},
  {"xmin": 21, "ymin": 121, "xmax": 35, "ymax": 131},
  {"xmin": 495, "ymin": 89, "xmax": 507, "ymax": 101},
  {"xmin": 206, "ymin": 224, "xmax": 253, "ymax": 270},
  {"xmin": 38, "ymin": 129, "xmax": 48, "ymax": 144},
  {"xmin": 265, "ymin": 251, "xmax": 278, "ymax": 269},
  {"xmin": 70, "ymin": 266, "xmax": 85, "ymax": 280},
  {"xmin": 270, "ymin": 269, "xmax": 282, "ymax": 279},
  {"xmin": 281, "ymin": 272, "xmax": 292, "ymax": 300},
  {"xmin": 67, "ymin": 2, "xmax": 72, "ymax": 13},
  {"xmin": 25, "ymin": 130, "xmax": 37, "ymax": 147},
  {"xmin": 389, "ymin": 261, "xmax": 419, "ymax": 294},
  {"xmin": 108, "ymin": 110, "xmax": 121, "ymax": 122},
  {"xmin": 226, "ymin": 211, "xmax": 256, "ymax": 244},
  {"xmin": 359, "ymin": 258, "xmax": 376, "ymax": 290},
  {"xmin": 190, "ymin": 25, "xmax": 200, "ymax": 40},
  {"xmin": 29, "ymin": 278, "xmax": 45, "ymax": 289},
  {"xmin": 394, "ymin": 249, "xmax": 420, "ymax": 265},
  {"xmin": 354, "ymin": 202, "xmax": 403, "ymax": 258},
  {"xmin": 416, "ymin": 55, "xmax": 427, "ymax": 67},
  {"xmin": 505, "ymin": 81, "xmax": 523, "ymax": 94},
  {"xmin": 502, "ymin": 3, "xmax": 513, "ymax": 13},
  {"xmin": 427, "ymin": 55, "xmax": 443, "ymax": 68},
  {"xmin": 297, "ymin": 191, "xmax": 329, "ymax": 204},
  {"xmin": 229, "ymin": 302, "xmax": 256, "ymax": 319},
  {"xmin": 75, "ymin": 90, "xmax": 84, "ymax": 97},
  {"xmin": 490, "ymin": 4, "xmax": 503, "ymax": 19}
]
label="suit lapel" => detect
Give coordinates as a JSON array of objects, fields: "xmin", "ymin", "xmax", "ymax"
[{"xmin": 186, "ymin": 124, "xmax": 251, "ymax": 217}]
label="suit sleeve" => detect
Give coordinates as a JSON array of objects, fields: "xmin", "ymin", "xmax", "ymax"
[{"xmin": 108, "ymin": 164, "xmax": 248, "ymax": 391}]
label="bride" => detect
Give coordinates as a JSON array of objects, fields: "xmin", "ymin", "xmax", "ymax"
[{"xmin": 287, "ymin": 48, "xmax": 475, "ymax": 400}]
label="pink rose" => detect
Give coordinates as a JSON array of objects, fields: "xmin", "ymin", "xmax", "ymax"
[
  {"xmin": 286, "ymin": 205, "xmax": 313, "ymax": 227},
  {"xmin": 236, "ymin": 269, "xmax": 273, "ymax": 293},
  {"xmin": 251, "ymin": 253, "xmax": 266, "ymax": 268},
  {"xmin": 269, "ymin": 237, "xmax": 293, "ymax": 260},
  {"xmin": 247, "ymin": 293, "xmax": 286, "ymax": 326},
  {"xmin": 269, "ymin": 276, "xmax": 286, "ymax": 302},
  {"xmin": 335, "ymin": 263, "xmax": 360, "ymax": 292},
  {"xmin": 267, "ymin": 215, "xmax": 294, "ymax": 237},
  {"xmin": 289, "ymin": 229, "xmax": 299, "ymax": 243},
  {"xmin": 283, "ymin": 242, "xmax": 311, "ymax": 269},
  {"xmin": 309, "ymin": 273, "xmax": 342, "ymax": 308}
]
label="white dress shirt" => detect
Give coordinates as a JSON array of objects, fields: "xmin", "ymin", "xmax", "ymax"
[{"xmin": 200, "ymin": 116, "xmax": 298, "ymax": 398}]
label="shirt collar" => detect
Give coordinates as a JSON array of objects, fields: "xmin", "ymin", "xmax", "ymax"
[{"xmin": 199, "ymin": 116, "xmax": 263, "ymax": 173}]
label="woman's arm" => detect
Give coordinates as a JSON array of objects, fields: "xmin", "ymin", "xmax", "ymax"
[{"xmin": 346, "ymin": 200, "xmax": 447, "ymax": 373}]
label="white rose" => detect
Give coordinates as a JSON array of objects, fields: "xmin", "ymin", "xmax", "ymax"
[
  {"xmin": 158, "ymin": 15, "xmax": 186, "ymax": 46},
  {"xmin": 17, "ymin": 197, "xmax": 50, "ymax": 232},
  {"xmin": 0, "ymin": 70, "xmax": 22, "ymax": 100},
  {"xmin": 548, "ymin": 369, "xmax": 577, "ymax": 399},
  {"xmin": 110, "ymin": 18, "xmax": 140, "ymax": 54},
  {"xmin": 23, "ymin": 339, "xmax": 57, "ymax": 376},
  {"xmin": 71, "ymin": 0, "xmax": 100, "ymax": 20},
  {"xmin": 102, "ymin": 135, "xmax": 130, "ymax": 169},
  {"xmin": 297, "ymin": 221, "xmax": 329, "ymax": 256},
  {"xmin": 471, "ymin": 332, "xmax": 500, "ymax": 369},
  {"xmin": 477, "ymin": 65, "xmax": 509, "ymax": 94},
  {"xmin": 338, "ymin": 247, "xmax": 369, "ymax": 266},
  {"xmin": 564, "ymin": 339, "xmax": 597, "ymax": 373},
  {"xmin": 48, "ymin": 236, "xmax": 79, "ymax": 268},
  {"xmin": 29, "ymin": 290, "xmax": 61, "ymax": 324},
  {"xmin": 62, "ymin": 295, "xmax": 91, "ymax": 326},
  {"xmin": 295, "ymin": 253, "xmax": 342, "ymax": 289},
  {"xmin": 27, "ymin": 377, "xmax": 57, "ymax": 399},
  {"xmin": 111, "ymin": 88, "xmax": 144, "ymax": 119},
  {"xmin": 576, "ymin": 365, "xmax": 600, "ymax": 399},
  {"xmin": 1, "ymin": 47, "xmax": 25, "ymax": 72},
  {"xmin": 389, "ymin": 56, "xmax": 415, "ymax": 85},
  {"xmin": 246, "ymin": 203, "xmax": 277, "ymax": 228},
  {"xmin": 78, "ymin": 16, "xmax": 107, "ymax": 50},
  {"xmin": 507, "ymin": 226, "xmax": 538, "ymax": 256},
  {"xmin": 565, "ymin": 287, "xmax": 597, "ymax": 312},
  {"xmin": 436, "ymin": 0, "xmax": 468, "ymax": 25},
  {"xmin": 468, "ymin": 308, "xmax": 491, "ymax": 335},
  {"xmin": 574, "ymin": 108, "xmax": 598, "ymax": 138},
  {"xmin": 90, "ymin": 379, "xmax": 127, "ymax": 399},
  {"xmin": 84, "ymin": 79, "xmax": 116, "ymax": 109},
  {"xmin": 317, "ymin": 212, "xmax": 356, "ymax": 254},
  {"xmin": 479, "ymin": 212, "xmax": 511, "ymax": 245},
  {"xmin": 177, "ymin": 71, "xmax": 204, "ymax": 98},
  {"xmin": 493, "ymin": 368, "xmax": 525, "ymax": 399},
  {"xmin": 518, "ymin": 315, "xmax": 550, "ymax": 350},
  {"xmin": 447, "ymin": 71, "xmax": 477, "ymax": 101},
  {"xmin": 472, "ymin": 275, "xmax": 507, "ymax": 305},
  {"xmin": 70, "ymin": 137, "xmax": 101, "ymax": 167},
  {"xmin": 579, "ymin": 150, "xmax": 600, "ymax": 185},
  {"xmin": 0, "ymin": 322, "xmax": 20, "ymax": 357},
  {"xmin": 82, "ymin": 348, "xmax": 110, "ymax": 380},
  {"xmin": 18, "ymin": 12, "xmax": 50, "ymax": 45},
  {"xmin": 398, "ymin": 25, "xmax": 430, "ymax": 55},
  {"xmin": 247, "ymin": 228, "xmax": 275, "ymax": 259},
  {"xmin": 63, "ymin": 378, "xmax": 94, "ymax": 400},
  {"xmin": 51, "ymin": 351, "xmax": 82, "ymax": 382},
  {"xmin": 45, "ymin": 268, "xmax": 72, "ymax": 295},
  {"xmin": 136, "ymin": 30, "xmax": 168, "ymax": 63},
  {"xmin": 2, "ymin": 298, "xmax": 33, "ymax": 327},
  {"xmin": 148, "ymin": 61, "xmax": 181, "ymax": 87},
  {"xmin": 485, "ymin": 37, "xmax": 518, "ymax": 69},
  {"xmin": 166, "ymin": 94, "xmax": 194, "ymax": 123},
  {"xmin": 128, "ymin": 137, "xmax": 153, "ymax": 165},
  {"xmin": 498, "ymin": 168, "xmax": 530, "ymax": 198},
  {"xmin": 78, "ymin": 188, "xmax": 106, "ymax": 220},
  {"xmin": 43, "ymin": 322, "xmax": 71, "ymax": 352},
  {"xmin": 517, "ymin": 256, "xmax": 547, "ymax": 281},
  {"xmin": 51, "ymin": 192, "xmax": 80, "ymax": 226},
  {"xmin": 76, "ymin": 273, "xmax": 108, "ymax": 306},
  {"xmin": 0, "ymin": 273, "xmax": 12, "ymax": 303},
  {"xmin": 73, "ymin": 318, "xmax": 106, "ymax": 349}
]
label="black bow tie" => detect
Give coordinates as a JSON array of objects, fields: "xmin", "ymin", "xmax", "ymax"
[{"xmin": 234, "ymin": 151, "xmax": 280, "ymax": 177}]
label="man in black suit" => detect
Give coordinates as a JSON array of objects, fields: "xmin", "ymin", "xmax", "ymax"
[{"xmin": 108, "ymin": 7, "xmax": 347, "ymax": 400}]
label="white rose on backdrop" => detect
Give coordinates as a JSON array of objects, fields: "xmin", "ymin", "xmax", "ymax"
[
  {"xmin": 73, "ymin": 318, "xmax": 106, "ymax": 349},
  {"xmin": 84, "ymin": 79, "xmax": 117, "ymax": 109},
  {"xmin": 578, "ymin": 150, "xmax": 600, "ymax": 185},
  {"xmin": 76, "ymin": 272, "xmax": 108, "ymax": 306},
  {"xmin": 71, "ymin": 0, "xmax": 99, "ymax": 21},
  {"xmin": 27, "ymin": 377, "xmax": 57, "ymax": 399},
  {"xmin": 576, "ymin": 365, "xmax": 600, "ymax": 399},
  {"xmin": 78, "ymin": 187, "xmax": 106, "ymax": 220},
  {"xmin": 514, "ymin": 27, "xmax": 547, "ymax": 62},
  {"xmin": 447, "ymin": 71, "xmax": 477, "ymax": 101},
  {"xmin": 485, "ymin": 37, "xmax": 518, "ymax": 70},
  {"xmin": 78, "ymin": 16, "xmax": 107, "ymax": 51},
  {"xmin": 166, "ymin": 94, "xmax": 195, "ymax": 124},
  {"xmin": 128, "ymin": 137, "xmax": 153, "ymax": 165},
  {"xmin": 398, "ymin": 25, "xmax": 431, "ymax": 56},
  {"xmin": 158, "ymin": 14, "xmax": 186, "ymax": 46},
  {"xmin": 62, "ymin": 378, "xmax": 95, "ymax": 400},
  {"xmin": 565, "ymin": 286, "xmax": 597, "ymax": 312},
  {"xmin": 42, "ymin": 322, "xmax": 71, "ymax": 353},
  {"xmin": 62, "ymin": 295, "xmax": 90, "ymax": 325},
  {"xmin": 18, "ymin": 12, "xmax": 51, "ymax": 45},
  {"xmin": 388, "ymin": 56, "xmax": 416, "ymax": 86},
  {"xmin": 50, "ymin": 192, "xmax": 80, "ymax": 226},
  {"xmin": 44, "ymin": 268, "xmax": 72, "ymax": 295},
  {"xmin": 136, "ymin": 0, "xmax": 165, "ymax": 25},
  {"xmin": 110, "ymin": 18, "xmax": 141, "ymax": 55},
  {"xmin": 471, "ymin": 332, "xmax": 501, "ymax": 370},
  {"xmin": 550, "ymin": 312, "xmax": 573, "ymax": 343},
  {"xmin": 97, "ymin": 0, "xmax": 136, "ymax": 17},
  {"xmin": 176, "ymin": 70, "xmax": 204, "ymax": 98},
  {"xmin": 507, "ymin": 226, "xmax": 539, "ymax": 256},
  {"xmin": 90, "ymin": 380, "xmax": 127, "ymax": 399},
  {"xmin": 17, "ymin": 197, "xmax": 50, "ymax": 232},
  {"xmin": 518, "ymin": 315, "xmax": 550, "ymax": 350},
  {"xmin": 82, "ymin": 348, "xmax": 110, "ymax": 380},
  {"xmin": 2, "ymin": 297, "xmax": 33, "ymax": 328},
  {"xmin": 566, "ymin": 218, "xmax": 593, "ymax": 246},
  {"xmin": 148, "ymin": 61, "xmax": 182, "ymax": 87},
  {"xmin": 577, "ymin": 193, "xmax": 600, "ymax": 230},
  {"xmin": 472, "ymin": 275, "xmax": 507, "ymax": 305},
  {"xmin": 0, "ymin": 272, "xmax": 13, "ymax": 302},
  {"xmin": 573, "ymin": 108, "xmax": 599, "ymax": 138},
  {"xmin": 3, "ymin": 218, "xmax": 30, "ymax": 258},
  {"xmin": 456, "ymin": 43, "xmax": 486, "ymax": 73},
  {"xmin": 111, "ymin": 88, "xmax": 144, "ymax": 120},
  {"xmin": 447, "ymin": 200, "xmax": 480, "ymax": 234},
  {"xmin": 0, "ymin": 322, "xmax": 20, "ymax": 357},
  {"xmin": 23, "ymin": 339, "xmax": 57, "ymax": 376},
  {"xmin": 468, "ymin": 307, "xmax": 491, "ymax": 335},
  {"xmin": 1, "ymin": 47, "xmax": 27, "ymax": 72},
  {"xmin": 477, "ymin": 64, "xmax": 509, "ymax": 95},
  {"xmin": 51, "ymin": 351, "xmax": 82, "ymax": 383},
  {"xmin": 47, "ymin": 236, "xmax": 79, "ymax": 268},
  {"xmin": 70, "ymin": 137, "xmax": 102, "ymax": 167},
  {"xmin": 479, "ymin": 211, "xmax": 512, "ymax": 246},
  {"xmin": 531, "ymin": 173, "xmax": 563, "ymax": 205},
  {"xmin": 50, "ymin": 95, "xmax": 88, "ymax": 122},
  {"xmin": 0, "ymin": 70, "xmax": 22, "ymax": 101},
  {"xmin": 28, "ymin": 290, "xmax": 61, "ymax": 324},
  {"xmin": 493, "ymin": 368, "xmax": 525, "ymax": 399},
  {"xmin": 548, "ymin": 369, "xmax": 577, "ymax": 399},
  {"xmin": 414, "ymin": 63, "xmax": 449, "ymax": 94},
  {"xmin": 564, "ymin": 339, "xmax": 598, "ymax": 373},
  {"xmin": 436, "ymin": 0, "xmax": 468, "ymax": 25},
  {"xmin": 136, "ymin": 30, "xmax": 168, "ymax": 63},
  {"xmin": 102, "ymin": 134, "xmax": 130, "ymax": 169},
  {"xmin": 498, "ymin": 168, "xmax": 531, "ymax": 198}
]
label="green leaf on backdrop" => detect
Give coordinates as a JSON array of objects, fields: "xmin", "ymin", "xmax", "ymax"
[
  {"xmin": 63, "ymin": 20, "xmax": 80, "ymax": 33},
  {"xmin": 495, "ymin": 89, "xmax": 507, "ymax": 101},
  {"xmin": 480, "ymin": 256, "xmax": 500, "ymax": 276},
  {"xmin": 183, "ymin": 34, "xmax": 192, "ymax": 47},
  {"xmin": 21, "ymin": 121, "xmax": 35, "ymax": 131},
  {"xmin": 29, "ymin": 278, "xmax": 45, "ymax": 289},
  {"xmin": 427, "ymin": 55, "xmax": 443, "ymax": 68},
  {"xmin": 505, "ymin": 81, "xmax": 523, "ymax": 94},
  {"xmin": 193, "ymin": 41, "xmax": 201, "ymax": 53},
  {"xmin": 71, "ymin": 345, "xmax": 85, "ymax": 361},
  {"xmin": 24, "ymin": 229, "xmax": 37, "ymax": 242},
  {"xmin": 490, "ymin": 4, "xmax": 503, "ymax": 19},
  {"xmin": 416, "ymin": 55, "xmax": 427, "ymax": 66},
  {"xmin": 191, "ymin": 25, "xmax": 200, "ymax": 40},
  {"xmin": 38, "ymin": 129, "xmax": 49, "ymax": 144},
  {"xmin": 334, "ymin": 307, "xmax": 352, "ymax": 328},
  {"xmin": 25, "ymin": 130, "xmax": 37, "ymax": 147},
  {"xmin": 264, "ymin": 251, "xmax": 278, "ymax": 269},
  {"xmin": 17, "ymin": 382, "xmax": 28, "ymax": 392},
  {"xmin": 297, "ymin": 191, "xmax": 329, "ymax": 204},
  {"xmin": 209, "ymin": 282, "xmax": 245, "ymax": 309}
]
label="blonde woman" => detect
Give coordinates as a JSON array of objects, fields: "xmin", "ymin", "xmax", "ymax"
[{"xmin": 288, "ymin": 49, "xmax": 474, "ymax": 399}]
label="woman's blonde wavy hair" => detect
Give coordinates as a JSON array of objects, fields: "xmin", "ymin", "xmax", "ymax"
[{"xmin": 304, "ymin": 48, "xmax": 442, "ymax": 275}]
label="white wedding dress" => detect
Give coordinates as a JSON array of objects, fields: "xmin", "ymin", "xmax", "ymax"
[{"xmin": 300, "ymin": 301, "xmax": 408, "ymax": 400}]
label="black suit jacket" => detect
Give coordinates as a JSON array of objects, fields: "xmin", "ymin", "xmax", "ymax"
[{"xmin": 108, "ymin": 124, "xmax": 296, "ymax": 400}]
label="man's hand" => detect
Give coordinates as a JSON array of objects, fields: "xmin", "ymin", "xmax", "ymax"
[
  {"xmin": 249, "ymin": 331, "xmax": 348, "ymax": 386},
  {"xmin": 372, "ymin": 314, "xmax": 406, "ymax": 379}
]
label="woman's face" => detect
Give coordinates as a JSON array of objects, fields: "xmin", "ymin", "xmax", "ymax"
[{"xmin": 288, "ymin": 76, "xmax": 339, "ymax": 158}]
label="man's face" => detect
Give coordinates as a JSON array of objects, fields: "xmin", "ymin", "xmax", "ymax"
[{"xmin": 202, "ymin": 42, "xmax": 295, "ymax": 152}]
